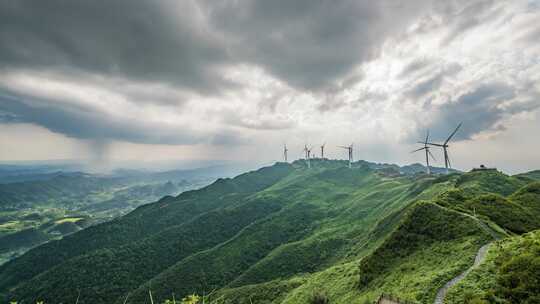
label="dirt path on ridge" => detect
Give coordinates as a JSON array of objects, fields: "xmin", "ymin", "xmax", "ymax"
[{"xmin": 433, "ymin": 243, "xmax": 490, "ymax": 304}]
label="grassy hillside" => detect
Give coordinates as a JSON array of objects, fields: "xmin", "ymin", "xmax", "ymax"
[
  {"xmin": 1, "ymin": 163, "xmax": 293, "ymax": 303},
  {"xmin": 0, "ymin": 173, "xmax": 119, "ymax": 209},
  {"xmin": 2, "ymin": 161, "xmax": 539, "ymax": 304},
  {"xmin": 514, "ymin": 170, "xmax": 540, "ymax": 182},
  {"xmin": 0, "ymin": 170, "xmax": 210, "ymax": 266},
  {"xmin": 357, "ymin": 202, "xmax": 492, "ymax": 302},
  {"xmin": 445, "ymin": 229, "xmax": 540, "ymax": 304}
]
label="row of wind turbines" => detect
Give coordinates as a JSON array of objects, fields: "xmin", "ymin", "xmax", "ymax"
[
  {"xmin": 283, "ymin": 143, "xmax": 355, "ymax": 169},
  {"xmin": 282, "ymin": 123, "xmax": 462, "ymax": 174}
]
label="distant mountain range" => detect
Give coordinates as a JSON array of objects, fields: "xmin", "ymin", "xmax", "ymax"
[
  {"xmin": 0, "ymin": 164, "xmax": 251, "ymax": 266},
  {"xmin": 0, "ymin": 162, "xmax": 255, "ymax": 183},
  {"xmin": 1, "ymin": 159, "xmax": 538, "ymax": 303}
]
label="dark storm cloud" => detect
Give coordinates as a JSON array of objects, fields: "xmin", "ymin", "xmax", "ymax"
[
  {"xmin": 405, "ymin": 63, "xmax": 462, "ymax": 98},
  {"xmin": 1, "ymin": 0, "xmax": 537, "ymax": 151},
  {"xmin": 0, "ymin": 111, "xmax": 23, "ymax": 123},
  {"xmin": 423, "ymin": 83, "xmax": 526, "ymax": 142},
  {"xmin": 0, "ymin": 0, "xmax": 233, "ymax": 94},
  {"xmin": 407, "ymin": 74, "xmax": 446, "ymax": 98},
  {"xmin": 209, "ymin": 132, "xmax": 248, "ymax": 146},
  {"xmin": 0, "ymin": 0, "xmax": 440, "ymax": 146},
  {"xmin": 0, "ymin": 92, "xmax": 202, "ymax": 145},
  {"xmin": 0, "ymin": 0, "xmax": 436, "ymax": 94},
  {"xmin": 203, "ymin": 0, "xmax": 432, "ymax": 90}
]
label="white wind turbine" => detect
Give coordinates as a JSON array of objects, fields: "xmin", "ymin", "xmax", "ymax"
[
  {"xmin": 412, "ymin": 130, "xmax": 436, "ymax": 174},
  {"xmin": 338, "ymin": 143, "xmax": 353, "ymax": 168},
  {"xmin": 425, "ymin": 123, "xmax": 462, "ymax": 174}
]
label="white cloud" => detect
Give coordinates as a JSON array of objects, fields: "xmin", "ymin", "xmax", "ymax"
[{"xmin": 0, "ymin": 0, "xmax": 539, "ymax": 173}]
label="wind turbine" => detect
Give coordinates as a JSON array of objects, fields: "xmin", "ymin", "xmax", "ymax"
[
  {"xmin": 412, "ymin": 131, "xmax": 436, "ymax": 174},
  {"xmin": 338, "ymin": 143, "xmax": 353, "ymax": 168},
  {"xmin": 320, "ymin": 143, "xmax": 326, "ymax": 159},
  {"xmin": 426, "ymin": 123, "xmax": 462, "ymax": 174},
  {"xmin": 283, "ymin": 144, "xmax": 288, "ymax": 162},
  {"xmin": 303, "ymin": 145, "xmax": 313, "ymax": 168}
]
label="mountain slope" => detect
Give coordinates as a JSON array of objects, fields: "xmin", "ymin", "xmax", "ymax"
[
  {"xmin": 444, "ymin": 229, "xmax": 540, "ymax": 304},
  {"xmin": 0, "ymin": 173, "xmax": 119, "ymax": 209},
  {"xmin": 1, "ymin": 164, "xmax": 293, "ymax": 303},
  {"xmin": 2, "ymin": 161, "xmax": 539, "ymax": 304}
]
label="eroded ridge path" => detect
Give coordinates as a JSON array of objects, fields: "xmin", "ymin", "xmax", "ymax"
[
  {"xmin": 433, "ymin": 244, "xmax": 490, "ymax": 304},
  {"xmin": 433, "ymin": 206, "xmax": 501, "ymax": 304}
]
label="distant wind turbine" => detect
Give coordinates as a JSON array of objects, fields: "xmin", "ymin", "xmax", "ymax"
[
  {"xmin": 320, "ymin": 143, "xmax": 326, "ymax": 159},
  {"xmin": 425, "ymin": 123, "xmax": 462, "ymax": 174},
  {"xmin": 283, "ymin": 144, "xmax": 288, "ymax": 162},
  {"xmin": 303, "ymin": 145, "xmax": 313, "ymax": 168},
  {"xmin": 412, "ymin": 131, "xmax": 436, "ymax": 174},
  {"xmin": 338, "ymin": 143, "xmax": 353, "ymax": 168}
]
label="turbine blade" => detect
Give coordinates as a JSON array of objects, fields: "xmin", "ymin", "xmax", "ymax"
[
  {"xmin": 425, "ymin": 130, "xmax": 430, "ymax": 143},
  {"xmin": 444, "ymin": 122, "xmax": 462, "ymax": 144},
  {"xmin": 411, "ymin": 147, "xmax": 426, "ymax": 153},
  {"xmin": 428, "ymin": 149, "xmax": 436, "ymax": 161},
  {"xmin": 426, "ymin": 142, "xmax": 445, "ymax": 147}
]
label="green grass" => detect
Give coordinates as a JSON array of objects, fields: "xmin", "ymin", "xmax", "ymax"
[
  {"xmin": 54, "ymin": 217, "xmax": 83, "ymax": 224},
  {"xmin": 212, "ymin": 277, "xmax": 307, "ymax": 304},
  {"xmin": 0, "ymin": 221, "xmax": 23, "ymax": 233},
  {"xmin": 445, "ymin": 229, "xmax": 540, "ymax": 304},
  {"xmin": 356, "ymin": 202, "xmax": 492, "ymax": 303},
  {"xmin": 455, "ymin": 170, "xmax": 525, "ymax": 197},
  {"xmin": 2, "ymin": 161, "xmax": 540, "ymax": 304}
]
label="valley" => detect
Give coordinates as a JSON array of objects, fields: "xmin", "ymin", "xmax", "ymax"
[{"xmin": 0, "ymin": 165, "xmax": 243, "ymax": 265}]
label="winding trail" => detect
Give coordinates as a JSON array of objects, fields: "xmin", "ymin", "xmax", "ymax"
[
  {"xmin": 432, "ymin": 205, "xmax": 502, "ymax": 304},
  {"xmin": 433, "ymin": 243, "xmax": 491, "ymax": 304}
]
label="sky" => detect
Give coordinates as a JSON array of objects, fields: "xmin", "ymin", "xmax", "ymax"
[{"xmin": 0, "ymin": 0, "xmax": 539, "ymax": 173}]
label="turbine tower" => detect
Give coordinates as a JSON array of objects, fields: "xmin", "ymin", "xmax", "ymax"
[
  {"xmin": 320, "ymin": 143, "xmax": 326, "ymax": 159},
  {"xmin": 283, "ymin": 144, "xmax": 288, "ymax": 162},
  {"xmin": 338, "ymin": 143, "xmax": 353, "ymax": 168},
  {"xmin": 412, "ymin": 130, "xmax": 436, "ymax": 174},
  {"xmin": 426, "ymin": 123, "xmax": 462, "ymax": 174},
  {"xmin": 303, "ymin": 145, "xmax": 312, "ymax": 168}
]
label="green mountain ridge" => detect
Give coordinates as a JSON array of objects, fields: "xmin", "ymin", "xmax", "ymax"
[{"xmin": 1, "ymin": 160, "xmax": 539, "ymax": 304}]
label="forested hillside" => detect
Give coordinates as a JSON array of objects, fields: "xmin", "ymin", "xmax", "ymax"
[
  {"xmin": 0, "ymin": 168, "xmax": 216, "ymax": 265},
  {"xmin": 1, "ymin": 160, "xmax": 539, "ymax": 304}
]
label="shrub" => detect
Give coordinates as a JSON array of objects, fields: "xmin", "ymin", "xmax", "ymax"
[
  {"xmin": 497, "ymin": 253, "xmax": 540, "ymax": 304},
  {"xmin": 309, "ymin": 292, "xmax": 330, "ymax": 304}
]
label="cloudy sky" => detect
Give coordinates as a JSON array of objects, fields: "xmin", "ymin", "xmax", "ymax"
[{"xmin": 0, "ymin": 0, "xmax": 539, "ymax": 173}]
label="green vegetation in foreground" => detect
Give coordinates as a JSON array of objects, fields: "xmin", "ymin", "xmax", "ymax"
[
  {"xmin": 1, "ymin": 160, "xmax": 540, "ymax": 304},
  {"xmin": 445, "ymin": 229, "xmax": 540, "ymax": 304},
  {"xmin": 356, "ymin": 202, "xmax": 491, "ymax": 303}
]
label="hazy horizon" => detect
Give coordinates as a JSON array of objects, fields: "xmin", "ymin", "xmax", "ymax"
[{"xmin": 0, "ymin": 156, "xmax": 535, "ymax": 176}]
